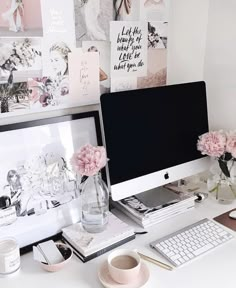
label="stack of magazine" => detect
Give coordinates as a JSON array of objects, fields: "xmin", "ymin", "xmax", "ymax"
[
  {"xmin": 61, "ymin": 212, "xmax": 135, "ymax": 262},
  {"xmin": 111, "ymin": 186, "xmax": 196, "ymax": 228}
]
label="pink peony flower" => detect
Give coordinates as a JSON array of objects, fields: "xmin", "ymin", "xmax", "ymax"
[
  {"xmin": 226, "ymin": 133, "xmax": 236, "ymax": 158},
  {"xmin": 197, "ymin": 131, "xmax": 226, "ymax": 158},
  {"xmin": 71, "ymin": 144, "xmax": 107, "ymax": 176}
]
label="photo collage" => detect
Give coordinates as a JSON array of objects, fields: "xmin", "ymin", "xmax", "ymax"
[{"xmin": 0, "ymin": 0, "xmax": 169, "ymax": 115}]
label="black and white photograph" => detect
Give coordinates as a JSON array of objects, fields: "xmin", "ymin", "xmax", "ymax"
[
  {"xmin": 114, "ymin": 0, "xmax": 139, "ymax": 21},
  {"xmin": 0, "ymin": 81, "xmax": 29, "ymax": 114},
  {"xmin": 0, "ymin": 111, "xmax": 102, "ymax": 248},
  {"xmin": 0, "ymin": 37, "xmax": 42, "ymax": 84},
  {"xmin": 74, "ymin": 0, "xmax": 113, "ymax": 42},
  {"xmin": 148, "ymin": 21, "xmax": 168, "ymax": 49}
]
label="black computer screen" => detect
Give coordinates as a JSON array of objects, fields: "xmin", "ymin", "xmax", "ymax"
[{"xmin": 100, "ymin": 81, "xmax": 209, "ymax": 185}]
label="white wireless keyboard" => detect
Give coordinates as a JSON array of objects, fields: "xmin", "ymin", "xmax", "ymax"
[{"xmin": 150, "ymin": 218, "xmax": 234, "ymax": 267}]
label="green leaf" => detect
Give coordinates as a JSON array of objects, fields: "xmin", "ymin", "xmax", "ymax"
[
  {"xmin": 224, "ymin": 152, "xmax": 232, "ymax": 161},
  {"xmin": 81, "ymin": 175, "xmax": 88, "ymax": 184},
  {"xmin": 218, "ymin": 159, "xmax": 230, "ymax": 178}
]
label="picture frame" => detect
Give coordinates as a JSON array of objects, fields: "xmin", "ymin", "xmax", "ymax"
[{"xmin": 0, "ymin": 111, "xmax": 103, "ymax": 253}]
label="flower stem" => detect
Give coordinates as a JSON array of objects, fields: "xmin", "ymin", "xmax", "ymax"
[
  {"xmin": 229, "ymin": 184, "xmax": 236, "ymax": 198},
  {"xmin": 216, "ymin": 184, "xmax": 219, "ymax": 200},
  {"xmin": 94, "ymin": 175, "xmax": 102, "ymax": 212}
]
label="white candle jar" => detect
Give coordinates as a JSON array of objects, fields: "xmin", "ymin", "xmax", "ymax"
[{"xmin": 0, "ymin": 238, "xmax": 20, "ymax": 276}]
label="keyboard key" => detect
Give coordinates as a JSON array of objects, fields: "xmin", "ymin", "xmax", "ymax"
[
  {"xmin": 150, "ymin": 218, "xmax": 234, "ymax": 267},
  {"xmin": 193, "ymin": 243, "xmax": 214, "ymax": 256}
]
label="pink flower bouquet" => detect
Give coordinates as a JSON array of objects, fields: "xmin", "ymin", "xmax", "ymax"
[
  {"xmin": 197, "ymin": 130, "xmax": 236, "ymax": 178},
  {"xmin": 71, "ymin": 144, "xmax": 107, "ymax": 177}
]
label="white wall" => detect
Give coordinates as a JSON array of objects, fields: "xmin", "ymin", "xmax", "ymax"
[
  {"xmin": 204, "ymin": 0, "xmax": 236, "ymax": 130},
  {"xmin": 167, "ymin": 0, "xmax": 236, "ymax": 131},
  {"xmin": 167, "ymin": 0, "xmax": 210, "ymax": 84}
]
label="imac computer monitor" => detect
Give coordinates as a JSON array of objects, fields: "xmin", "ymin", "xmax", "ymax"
[{"xmin": 100, "ymin": 81, "xmax": 209, "ymax": 201}]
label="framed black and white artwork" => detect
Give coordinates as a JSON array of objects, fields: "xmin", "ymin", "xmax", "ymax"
[{"xmin": 0, "ymin": 111, "xmax": 102, "ymax": 252}]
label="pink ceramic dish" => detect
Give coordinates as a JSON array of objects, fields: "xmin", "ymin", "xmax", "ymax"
[{"xmin": 40, "ymin": 243, "xmax": 73, "ymax": 272}]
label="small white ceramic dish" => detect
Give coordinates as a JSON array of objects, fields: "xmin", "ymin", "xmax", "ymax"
[
  {"xmin": 98, "ymin": 260, "xmax": 150, "ymax": 288},
  {"xmin": 40, "ymin": 243, "xmax": 73, "ymax": 272}
]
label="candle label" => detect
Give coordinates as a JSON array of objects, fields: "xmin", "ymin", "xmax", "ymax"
[
  {"xmin": 0, "ymin": 243, "xmax": 20, "ymax": 275},
  {"xmin": 4, "ymin": 251, "xmax": 20, "ymax": 274}
]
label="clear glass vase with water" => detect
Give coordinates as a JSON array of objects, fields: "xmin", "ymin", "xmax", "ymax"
[
  {"xmin": 207, "ymin": 160, "xmax": 236, "ymax": 203},
  {"xmin": 80, "ymin": 173, "xmax": 109, "ymax": 233}
]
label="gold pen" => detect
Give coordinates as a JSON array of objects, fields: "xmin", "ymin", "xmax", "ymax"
[{"xmin": 137, "ymin": 251, "xmax": 173, "ymax": 271}]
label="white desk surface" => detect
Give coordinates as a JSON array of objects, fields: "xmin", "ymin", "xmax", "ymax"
[{"xmin": 2, "ymin": 197, "xmax": 236, "ymax": 288}]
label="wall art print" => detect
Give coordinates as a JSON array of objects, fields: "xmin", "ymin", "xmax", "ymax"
[
  {"xmin": 137, "ymin": 48, "xmax": 167, "ymax": 89},
  {"xmin": 74, "ymin": 0, "xmax": 113, "ymax": 42},
  {"xmin": 114, "ymin": 0, "xmax": 139, "ymax": 21},
  {"xmin": 148, "ymin": 21, "xmax": 168, "ymax": 49},
  {"xmin": 0, "ymin": 111, "xmax": 102, "ymax": 250},
  {"xmin": 69, "ymin": 49, "xmax": 100, "ymax": 105},
  {"xmin": 0, "ymin": 0, "xmax": 43, "ymax": 36},
  {"xmin": 110, "ymin": 21, "xmax": 148, "ymax": 77},
  {"xmin": 82, "ymin": 40, "xmax": 111, "ymax": 94},
  {"xmin": 0, "ymin": 37, "xmax": 42, "ymax": 84},
  {"xmin": 111, "ymin": 76, "xmax": 137, "ymax": 92},
  {"xmin": 0, "ymin": 0, "xmax": 169, "ymax": 118},
  {"xmin": 28, "ymin": 74, "xmax": 70, "ymax": 110},
  {"xmin": 140, "ymin": 0, "xmax": 169, "ymax": 21},
  {"xmin": 0, "ymin": 81, "xmax": 29, "ymax": 113}
]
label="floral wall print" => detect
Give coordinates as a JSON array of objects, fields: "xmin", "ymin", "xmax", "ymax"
[
  {"xmin": 28, "ymin": 77, "xmax": 68, "ymax": 109},
  {"xmin": 0, "ymin": 38, "xmax": 42, "ymax": 84}
]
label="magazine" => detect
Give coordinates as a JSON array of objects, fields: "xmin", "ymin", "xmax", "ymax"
[{"xmin": 111, "ymin": 186, "xmax": 196, "ymax": 228}]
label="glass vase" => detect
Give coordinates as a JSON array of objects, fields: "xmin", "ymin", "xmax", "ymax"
[
  {"xmin": 208, "ymin": 175, "xmax": 236, "ymax": 204},
  {"xmin": 207, "ymin": 160, "xmax": 236, "ymax": 203},
  {"xmin": 80, "ymin": 173, "xmax": 109, "ymax": 233}
]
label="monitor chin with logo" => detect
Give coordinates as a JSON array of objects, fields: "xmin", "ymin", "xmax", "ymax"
[
  {"xmin": 100, "ymin": 81, "xmax": 210, "ymax": 201},
  {"xmin": 164, "ymin": 172, "xmax": 169, "ymax": 180}
]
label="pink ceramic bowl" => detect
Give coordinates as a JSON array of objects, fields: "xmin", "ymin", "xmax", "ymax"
[{"xmin": 40, "ymin": 243, "xmax": 73, "ymax": 272}]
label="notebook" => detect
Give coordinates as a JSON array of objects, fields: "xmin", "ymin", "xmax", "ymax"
[{"xmin": 62, "ymin": 212, "xmax": 135, "ymax": 262}]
